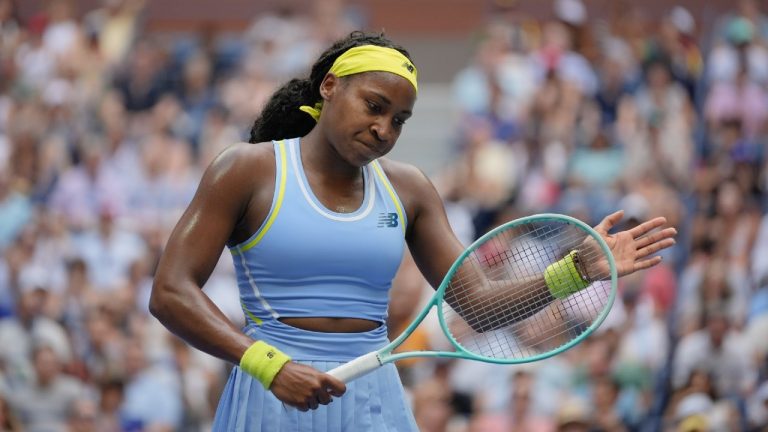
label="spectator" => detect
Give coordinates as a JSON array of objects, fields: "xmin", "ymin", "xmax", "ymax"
[
  {"xmin": 4, "ymin": 344, "xmax": 87, "ymax": 432},
  {"xmin": 95, "ymin": 379, "xmax": 124, "ymax": 432},
  {"xmin": 0, "ymin": 266, "xmax": 71, "ymax": 385},
  {"xmin": 71, "ymin": 202, "xmax": 147, "ymax": 291},
  {"xmin": 119, "ymin": 337, "xmax": 183, "ymax": 431},
  {"xmin": 469, "ymin": 370, "xmax": 555, "ymax": 432},
  {"xmin": 672, "ymin": 307, "xmax": 757, "ymax": 398},
  {"xmin": 48, "ymin": 139, "xmax": 128, "ymax": 230},
  {"xmin": 0, "ymin": 168, "xmax": 32, "ymax": 251},
  {"xmin": 66, "ymin": 397, "xmax": 99, "ymax": 432}
]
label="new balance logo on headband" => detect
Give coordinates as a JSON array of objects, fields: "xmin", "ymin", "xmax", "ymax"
[
  {"xmin": 402, "ymin": 62, "xmax": 415, "ymax": 74},
  {"xmin": 377, "ymin": 213, "xmax": 399, "ymax": 228}
]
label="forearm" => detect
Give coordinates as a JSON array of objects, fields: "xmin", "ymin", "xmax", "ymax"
[
  {"xmin": 489, "ymin": 279, "xmax": 555, "ymax": 326},
  {"xmin": 447, "ymin": 252, "xmax": 588, "ymax": 333},
  {"xmin": 150, "ymin": 280, "xmax": 253, "ymax": 364},
  {"xmin": 449, "ymin": 277, "xmax": 555, "ymax": 333}
]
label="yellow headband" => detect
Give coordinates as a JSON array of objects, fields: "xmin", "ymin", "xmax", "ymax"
[{"xmin": 299, "ymin": 45, "xmax": 418, "ymax": 122}]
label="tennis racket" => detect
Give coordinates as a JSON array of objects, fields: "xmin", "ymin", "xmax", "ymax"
[{"xmin": 327, "ymin": 213, "xmax": 618, "ymax": 383}]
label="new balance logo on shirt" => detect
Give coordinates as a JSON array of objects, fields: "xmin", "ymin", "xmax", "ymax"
[{"xmin": 377, "ymin": 213, "xmax": 399, "ymax": 228}]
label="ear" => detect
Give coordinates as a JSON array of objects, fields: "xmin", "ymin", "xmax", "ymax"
[{"xmin": 319, "ymin": 73, "xmax": 340, "ymax": 101}]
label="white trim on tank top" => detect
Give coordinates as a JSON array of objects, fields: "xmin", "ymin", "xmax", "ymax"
[{"xmin": 237, "ymin": 249, "xmax": 280, "ymax": 320}]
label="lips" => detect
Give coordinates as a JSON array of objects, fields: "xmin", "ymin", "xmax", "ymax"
[
  {"xmin": 357, "ymin": 138, "xmax": 377, "ymax": 149},
  {"xmin": 356, "ymin": 139, "xmax": 381, "ymax": 158}
]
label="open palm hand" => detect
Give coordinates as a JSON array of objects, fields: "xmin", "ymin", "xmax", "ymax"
[{"xmin": 592, "ymin": 210, "xmax": 677, "ymax": 277}]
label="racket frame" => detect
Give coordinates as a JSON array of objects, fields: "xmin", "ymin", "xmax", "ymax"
[{"xmin": 329, "ymin": 213, "xmax": 617, "ymax": 381}]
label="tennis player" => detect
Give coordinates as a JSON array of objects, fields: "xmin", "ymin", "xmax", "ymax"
[{"xmin": 150, "ymin": 31, "xmax": 676, "ymax": 431}]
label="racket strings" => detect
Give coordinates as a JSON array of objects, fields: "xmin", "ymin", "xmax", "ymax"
[{"xmin": 441, "ymin": 221, "xmax": 613, "ymax": 360}]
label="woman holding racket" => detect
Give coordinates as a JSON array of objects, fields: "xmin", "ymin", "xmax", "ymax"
[{"xmin": 150, "ymin": 31, "xmax": 676, "ymax": 431}]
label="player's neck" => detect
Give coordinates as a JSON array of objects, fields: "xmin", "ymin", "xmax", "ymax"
[{"xmin": 300, "ymin": 129, "xmax": 362, "ymax": 183}]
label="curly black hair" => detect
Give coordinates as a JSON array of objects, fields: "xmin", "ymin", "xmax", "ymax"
[{"xmin": 248, "ymin": 31, "xmax": 413, "ymax": 143}]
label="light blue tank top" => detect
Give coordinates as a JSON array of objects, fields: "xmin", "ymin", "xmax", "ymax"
[{"xmin": 229, "ymin": 138, "xmax": 407, "ymax": 325}]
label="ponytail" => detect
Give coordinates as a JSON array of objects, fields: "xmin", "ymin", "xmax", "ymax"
[{"xmin": 249, "ymin": 78, "xmax": 318, "ymax": 143}]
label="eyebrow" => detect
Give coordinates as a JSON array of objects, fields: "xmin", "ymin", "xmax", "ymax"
[{"xmin": 370, "ymin": 90, "xmax": 412, "ymax": 116}]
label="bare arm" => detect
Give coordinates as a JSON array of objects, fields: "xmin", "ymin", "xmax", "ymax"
[
  {"xmin": 150, "ymin": 143, "xmax": 345, "ymax": 410},
  {"xmin": 150, "ymin": 143, "xmax": 260, "ymax": 362},
  {"xmin": 389, "ymin": 162, "xmax": 676, "ymax": 332},
  {"xmin": 446, "ymin": 212, "xmax": 677, "ymax": 332},
  {"xmin": 399, "ymin": 168, "xmax": 554, "ymax": 330},
  {"xmin": 387, "ymin": 163, "xmax": 539, "ymax": 329}
]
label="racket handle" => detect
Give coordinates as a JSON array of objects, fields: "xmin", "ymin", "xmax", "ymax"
[{"xmin": 327, "ymin": 351, "xmax": 382, "ymax": 383}]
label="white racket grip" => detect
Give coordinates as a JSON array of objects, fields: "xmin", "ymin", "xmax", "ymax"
[{"xmin": 327, "ymin": 351, "xmax": 383, "ymax": 383}]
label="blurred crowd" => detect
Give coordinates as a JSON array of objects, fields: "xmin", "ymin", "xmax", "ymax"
[
  {"xmin": 0, "ymin": 0, "xmax": 767, "ymax": 431},
  {"xmin": 407, "ymin": 1, "xmax": 768, "ymax": 431}
]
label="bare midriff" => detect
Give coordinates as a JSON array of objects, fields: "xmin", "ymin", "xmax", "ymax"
[{"xmin": 279, "ymin": 317, "xmax": 382, "ymax": 333}]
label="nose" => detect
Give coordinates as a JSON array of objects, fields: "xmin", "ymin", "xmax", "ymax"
[{"xmin": 370, "ymin": 119, "xmax": 391, "ymax": 143}]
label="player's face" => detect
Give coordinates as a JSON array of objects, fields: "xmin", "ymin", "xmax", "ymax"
[{"xmin": 320, "ymin": 71, "xmax": 416, "ymax": 167}]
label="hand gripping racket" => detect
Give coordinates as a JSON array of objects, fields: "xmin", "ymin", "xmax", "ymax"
[{"xmin": 327, "ymin": 213, "xmax": 617, "ymax": 383}]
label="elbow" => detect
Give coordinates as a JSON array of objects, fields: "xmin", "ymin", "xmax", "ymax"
[{"xmin": 149, "ymin": 279, "xmax": 176, "ymax": 322}]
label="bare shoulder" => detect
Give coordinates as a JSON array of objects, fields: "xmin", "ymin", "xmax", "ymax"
[
  {"xmin": 376, "ymin": 158, "xmax": 432, "ymax": 190},
  {"xmin": 194, "ymin": 142, "xmax": 279, "ymax": 244},
  {"xmin": 376, "ymin": 158, "xmax": 438, "ymax": 215},
  {"xmin": 197, "ymin": 141, "xmax": 277, "ymax": 208},
  {"xmin": 207, "ymin": 142, "xmax": 275, "ymax": 180}
]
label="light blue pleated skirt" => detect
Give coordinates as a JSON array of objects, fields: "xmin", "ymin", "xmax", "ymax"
[{"xmin": 212, "ymin": 319, "xmax": 418, "ymax": 432}]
